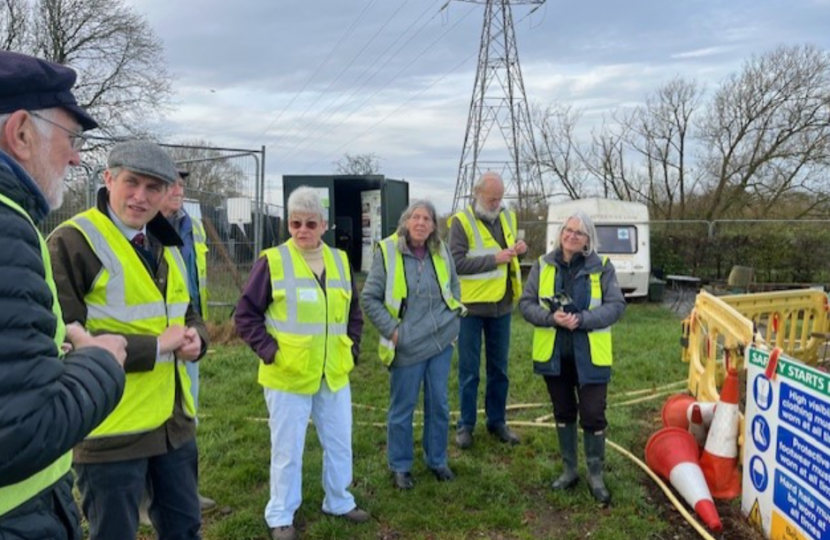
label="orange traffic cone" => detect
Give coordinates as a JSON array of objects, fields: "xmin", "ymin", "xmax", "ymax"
[
  {"xmin": 646, "ymin": 427, "xmax": 723, "ymax": 532},
  {"xmin": 699, "ymin": 367, "xmax": 741, "ymax": 499},
  {"xmin": 687, "ymin": 402, "xmax": 717, "ymax": 448},
  {"xmin": 662, "ymin": 393, "xmax": 696, "ymax": 429}
]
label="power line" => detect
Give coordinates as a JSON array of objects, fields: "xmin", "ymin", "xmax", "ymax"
[
  {"xmin": 267, "ymin": 0, "xmax": 415, "ymax": 158},
  {"xmin": 299, "ymin": 48, "xmax": 479, "ymax": 173},
  {"xmin": 253, "ymin": 0, "xmax": 380, "ymax": 141},
  {"xmin": 274, "ymin": 0, "xmax": 451, "ymax": 164}
]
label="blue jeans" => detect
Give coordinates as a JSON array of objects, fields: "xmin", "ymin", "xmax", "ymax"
[
  {"xmin": 387, "ymin": 346, "xmax": 453, "ymax": 472},
  {"xmin": 75, "ymin": 439, "xmax": 201, "ymax": 540},
  {"xmin": 457, "ymin": 312, "xmax": 512, "ymax": 431}
]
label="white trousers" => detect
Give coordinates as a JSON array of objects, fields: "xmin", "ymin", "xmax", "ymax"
[{"xmin": 263, "ymin": 383, "xmax": 355, "ymax": 528}]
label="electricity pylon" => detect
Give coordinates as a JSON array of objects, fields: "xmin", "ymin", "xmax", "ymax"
[{"xmin": 452, "ymin": 0, "xmax": 546, "ymax": 215}]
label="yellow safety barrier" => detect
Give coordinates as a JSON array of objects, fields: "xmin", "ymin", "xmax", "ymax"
[
  {"xmin": 680, "ymin": 288, "xmax": 830, "ymax": 402},
  {"xmin": 719, "ymin": 289, "xmax": 830, "ymax": 365},
  {"xmin": 682, "ymin": 291, "xmax": 755, "ymax": 402}
]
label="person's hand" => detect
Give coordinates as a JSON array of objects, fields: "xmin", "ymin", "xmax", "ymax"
[
  {"xmin": 66, "ymin": 324, "xmax": 127, "ymax": 367},
  {"xmin": 553, "ymin": 310, "xmax": 580, "ymax": 330},
  {"xmin": 176, "ymin": 327, "xmax": 202, "ymax": 362},
  {"xmin": 391, "ymin": 329, "xmax": 399, "ymax": 346},
  {"xmin": 494, "ymin": 248, "xmax": 516, "ymax": 264},
  {"xmin": 159, "ymin": 325, "xmax": 187, "ymax": 354},
  {"xmin": 514, "ymin": 240, "xmax": 528, "ymax": 255}
]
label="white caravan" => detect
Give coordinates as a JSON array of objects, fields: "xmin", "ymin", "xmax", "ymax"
[{"xmin": 546, "ymin": 198, "xmax": 650, "ymax": 298}]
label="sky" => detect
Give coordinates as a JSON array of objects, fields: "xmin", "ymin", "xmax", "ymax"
[{"xmin": 131, "ymin": 0, "xmax": 830, "ymax": 212}]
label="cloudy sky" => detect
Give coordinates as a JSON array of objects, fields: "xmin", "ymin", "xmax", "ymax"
[{"xmin": 132, "ymin": 0, "xmax": 830, "ymax": 211}]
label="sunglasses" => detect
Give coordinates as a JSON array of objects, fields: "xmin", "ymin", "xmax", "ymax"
[{"xmin": 289, "ymin": 219, "xmax": 320, "ymax": 230}]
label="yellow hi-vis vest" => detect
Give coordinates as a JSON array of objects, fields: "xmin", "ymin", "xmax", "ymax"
[
  {"xmin": 450, "ymin": 206, "xmax": 521, "ymax": 303},
  {"xmin": 192, "ymin": 217, "xmax": 209, "ymax": 319},
  {"xmin": 531, "ymin": 256, "xmax": 613, "ymax": 367},
  {"xmin": 58, "ymin": 208, "xmax": 194, "ymax": 438},
  {"xmin": 259, "ymin": 240, "xmax": 355, "ymax": 395},
  {"xmin": 0, "ymin": 194, "xmax": 70, "ymax": 517},
  {"xmin": 376, "ymin": 233, "xmax": 463, "ymax": 366}
]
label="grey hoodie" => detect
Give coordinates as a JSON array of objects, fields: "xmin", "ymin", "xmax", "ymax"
[{"xmin": 361, "ymin": 237, "xmax": 462, "ymax": 368}]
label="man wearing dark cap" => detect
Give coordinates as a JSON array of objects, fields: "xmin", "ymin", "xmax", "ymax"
[
  {"xmin": 0, "ymin": 50, "xmax": 129, "ymax": 539},
  {"xmin": 48, "ymin": 140, "xmax": 210, "ymax": 540},
  {"xmin": 159, "ymin": 168, "xmax": 217, "ymax": 512}
]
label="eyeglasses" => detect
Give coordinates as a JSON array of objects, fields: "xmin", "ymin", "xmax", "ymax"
[
  {"xmin": 28, "ymin": 111, "xmax": 87, "ymax": 151},
  {"xmin": 289, "ymin": 219, "xmax": 320, "ymax": 230},
  {"xmin": 562, "ymin": 227, "xmax": 587, "ymax": 239}
]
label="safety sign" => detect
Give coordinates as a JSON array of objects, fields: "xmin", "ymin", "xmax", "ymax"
[{"xmin": 742, "ymin": 345, "xmax": 830, "ymax": 540}]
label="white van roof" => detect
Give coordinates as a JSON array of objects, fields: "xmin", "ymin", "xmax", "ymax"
[{"xmin": 547, "ymin": 198, "xmax": 648, "ymax": 223}]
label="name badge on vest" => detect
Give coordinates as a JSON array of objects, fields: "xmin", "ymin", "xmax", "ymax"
[{"xmin": 299, "ymin": 288, "xmax": 319, "ymax": 302}]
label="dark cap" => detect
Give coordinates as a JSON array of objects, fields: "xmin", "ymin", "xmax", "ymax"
[
  {"xmin": 177, "ymin": 168, "xmax": 190, "ymax": 180},
  {"xmin": 0, "ymin": 50, "xmax": 98, "ymax": 131},
  {"xmin": 108, "ymin": 141, "xmax": 178, "ymax": 184}
]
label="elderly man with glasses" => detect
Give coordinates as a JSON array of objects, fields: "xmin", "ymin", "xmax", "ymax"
[{"xmin": 0, "ymin": 50, "xmax": 128, "ymax": 539}]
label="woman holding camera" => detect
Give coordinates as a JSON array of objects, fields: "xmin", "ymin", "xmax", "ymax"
[{"xmin": 518, "ymin": 211, "xmax": 625, "ymax": 505}]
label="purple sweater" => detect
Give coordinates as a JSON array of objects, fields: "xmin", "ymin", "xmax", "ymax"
[{"xmin": 235, "ymin": 256, "xmax": 364, "ymax": 363}]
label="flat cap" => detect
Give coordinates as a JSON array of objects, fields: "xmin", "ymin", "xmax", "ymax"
[
  {"xmin": 0, "ymin": 50, "xmax": 98, "ymax": 131},
  {"xmin": 108, "ymin": 141, "xmax": 178, "ymax": 184}
]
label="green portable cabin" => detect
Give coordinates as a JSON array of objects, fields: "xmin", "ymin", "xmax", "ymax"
[{"xmin": 282, "ymin": 175, "xmax": 409, "ymax": 272}]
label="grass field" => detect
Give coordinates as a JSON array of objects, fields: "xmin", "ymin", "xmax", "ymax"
[{"xmin": 173, "ymin": 304, "xmax": 718, "ymax": 540}]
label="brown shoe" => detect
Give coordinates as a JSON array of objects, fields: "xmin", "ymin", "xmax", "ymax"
[
  {"xmin": 270, "ymin": 525, "xmax": 298, "ymax": 540},
  {"xmin": 330, "ymin": 506, "xmax": 371, "ymax": 523}
]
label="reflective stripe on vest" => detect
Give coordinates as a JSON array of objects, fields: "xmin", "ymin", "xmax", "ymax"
[
  {"xmin": 259, "ymin": 240, "xmax": 354, "ymax": 394},
  {"xmin": 531, "ymin": 256, "xmax": 613, "ymax": 367},
  {"xmin": 452, "ymin": 206, "xmax": 521, "ymax": 303},
  {"xmin": 0, "ymin": 193, "xmax": 71, "ymax": 517},
  {"xmin": 192, "ymin": 218, "xmax": 209, "ymax": 319},
  {"xmin": 57, "ymin": 208, "xmax": 194, "ymax": 438},
  {"xmin": 376, "ymin": 234, "xmax": 462, "ymax": 366}
]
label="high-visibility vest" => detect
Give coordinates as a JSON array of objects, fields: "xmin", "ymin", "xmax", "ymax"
[
  {"xmin": 376, "ymin": 233, "xmax": 463, "ymax": 366},
  {"xmin": 191, "ymin": 217, "xmax": 209, "ymax": 319},
  {"xmin": 531, "ymin": 256, "xmax": 613, "ymax": 367},
  {"xmin": 0, "ymin": 193, "xmax": 71, "ymax": 517},
  {"xmin": 450, "ymin": 206, "xmax": 521, "ymax": 303},
  {"xmin": 259, "ymin": 240, "xmax": 355, "ymax": 394},
  {"xmin": 57, "ymin": 208, "xmax": 194, "ymax": 438}
]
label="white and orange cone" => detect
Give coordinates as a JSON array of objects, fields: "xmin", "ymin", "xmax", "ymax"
[
  {"xmin": 661, "ymin": 393, "xmax": 696, "ymax": 430},
  {"xmin": 687, "ymin": 402, "xmax": 716, "ymax": 448},
  {"xmin": 646, "ymin": 427, "xmax": 723, "ymax": 532},
  {"xmin": 699, "ymin": 367, "xmax": 741, "ymax": 499}
]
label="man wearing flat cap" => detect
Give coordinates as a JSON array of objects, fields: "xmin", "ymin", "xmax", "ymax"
[
  {"xmin": 0, "ymin": 51, "xmax": 128, "ymax": 539},
  {"xmin": 159, "ymin": 168, "xmax": 216, "ymax": 513},
  {"xmin": 48, "ymin": 140, "xmax": 210, "ymax": 540}
]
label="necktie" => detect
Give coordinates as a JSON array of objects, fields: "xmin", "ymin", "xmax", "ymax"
[{"xmin": 132, "ymin": 232, "xmax": 146, "ymax": 248}]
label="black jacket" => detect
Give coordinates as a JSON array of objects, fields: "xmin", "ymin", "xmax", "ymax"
[{"xmin": 0, "ymin": 150, "xmax": 125, "ymax": 538}]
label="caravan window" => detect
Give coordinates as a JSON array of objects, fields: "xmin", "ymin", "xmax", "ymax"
[{"xmin": 596, "ymin": 225, "xmax": 637, "ymax": 254}]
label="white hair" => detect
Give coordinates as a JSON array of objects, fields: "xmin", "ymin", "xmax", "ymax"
[
  {"xmin": 287, "ymin": 186, "xmax": 326, "ymax": 221},
  {"xmin": 552, "ymin": 210, "xmax": 600, "ymax": 256}
]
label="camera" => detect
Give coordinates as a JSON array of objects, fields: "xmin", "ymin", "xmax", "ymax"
[{"xmin": 541, "ymin": 292, "xmax": 578, "ymax": 314}]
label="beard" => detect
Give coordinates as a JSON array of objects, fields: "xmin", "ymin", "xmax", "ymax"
[
  {"xmin": 29, "ymin": 143, "xmax": 69, "ymax": 210},
  {"xmin": 474, "ymin": 200, "xmax": 501, "ymax": 222}
]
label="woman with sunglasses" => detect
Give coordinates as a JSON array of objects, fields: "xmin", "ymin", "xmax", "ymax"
[
  {"xmin": 235, "ymin": 187, "xmax": 369, "ymax": 540},
  {"xmin": 361, "ymin": 200, "xmax": 465, "ymax": 490},
  {"xmin": 518, "ymin": 211, "xmax": 625, "ymax": 506}
]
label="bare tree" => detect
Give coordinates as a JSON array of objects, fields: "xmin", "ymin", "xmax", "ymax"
[
  {"xmin": 699, "ymin": 44, "xmax": 830, "ymax": 220},
  {"xmin": 167, "ymin": 142, "xmax": 249, "ymax": 203},
  {"xmin": 1, "ymin": 0, "xmax": 28, "ymax": 50},
  {"xmin": 2, "ymin": 0, "xmax": 171, "ymax": 138},
  {"xmin": 334, "ymin": 153, "xmax": 382, "ymax": 175},
  {"xmin": 623, "ymin": 78, "xmax": 704, "ymax": 219},
  {"xmin": 530, "ymin": 103, "xmax": 590, "ymax": 199}
]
